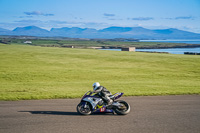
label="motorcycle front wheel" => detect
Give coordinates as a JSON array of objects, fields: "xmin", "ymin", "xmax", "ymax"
[
  {"xmin": 114, "ymin": 100, "xmax": 130, "ymax": 115},
  {"xmin": 77, "ymin": 102, "xmax": 92, "ymax": 115}
]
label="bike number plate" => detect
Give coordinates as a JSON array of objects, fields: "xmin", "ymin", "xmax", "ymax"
[{"xmin": 100, "ymin": 107, "xmax": 106, "ymax": 112}]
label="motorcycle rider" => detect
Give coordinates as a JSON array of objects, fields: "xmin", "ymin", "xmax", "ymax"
[{"xmin": 92, "ymin": 82, "xmax": 113, "ymax": 105}]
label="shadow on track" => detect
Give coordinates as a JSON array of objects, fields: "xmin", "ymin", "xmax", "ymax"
[
  {"xmin": 19, "ymin": 111, "xmax": 79, "ymax": 115},
  {"xmin": 19, "ymin": 111, "xmax": 115, "ymax": 116}
]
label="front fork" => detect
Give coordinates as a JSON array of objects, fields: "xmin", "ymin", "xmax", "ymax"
[{"xmin": 81, "ymin": 102, "xmax": 90, "ymax": 110}]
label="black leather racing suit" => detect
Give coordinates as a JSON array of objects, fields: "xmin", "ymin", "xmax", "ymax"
[{"xmin": 93, "ymin": 86, "xmax": 112, "ymax": 104}]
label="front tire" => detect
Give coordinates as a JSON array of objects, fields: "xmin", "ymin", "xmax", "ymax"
[
  {"xmin": 77, "ymin": 102, "xmax": 92, "ymax": 115},
  {"xmin": 114, "ymin": 100, "xmax": 130, "ymax": 115}
]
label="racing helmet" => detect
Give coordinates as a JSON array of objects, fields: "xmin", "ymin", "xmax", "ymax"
[{"xmin": 92, "ymin": 82, "xmax": 100, "ymax": 91}]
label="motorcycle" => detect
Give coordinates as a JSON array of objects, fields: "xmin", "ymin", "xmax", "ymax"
[{"xmin": 77, "ymin": 91, "xmax": 130, "ymax": 115}]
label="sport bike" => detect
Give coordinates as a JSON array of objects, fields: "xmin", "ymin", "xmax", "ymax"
[{"xmin": 77, "ymin": 91, "xmax": 130, "ymax": 115}]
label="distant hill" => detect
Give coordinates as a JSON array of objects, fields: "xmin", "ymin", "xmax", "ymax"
[
  {"xmin": 1, "ymin": 26, "xmax": 200, "ymax": 39},
  {"xmin": 0, "ymin": 28, "xmax": 12, "ymax": 35},
  {"xmin": 13, "ymin": 26, "xmax": 50, "ymax": 36}
]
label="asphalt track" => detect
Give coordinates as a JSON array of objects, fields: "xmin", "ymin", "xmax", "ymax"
[{"xmin": 0, "ymin": 95, "xmax": 200, "ymax": 133}]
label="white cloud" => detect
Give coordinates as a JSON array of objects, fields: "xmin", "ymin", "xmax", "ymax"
[
  {"xmin": 103, "ymin": 13, "xmax": 115, "ymax": 17},
  {"xmin": 128, "ymin": 17, "xmax": 154, "ymax": 21},
  {"xmin": 165, "ymin": 16, "xmax": 195, "ymax": 20},
  {"xmin": 24, "ymin": 11, "xmax": 54, "ymax": 16}
]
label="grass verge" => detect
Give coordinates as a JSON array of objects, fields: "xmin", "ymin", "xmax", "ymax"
[{"xmin": 0, "ymin": 44, "xmax": 200, "ymax": 100}]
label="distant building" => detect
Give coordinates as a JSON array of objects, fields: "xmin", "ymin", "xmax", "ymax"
[
  {"xmin": 61, "ymin": 45, "xmax": 74, "ymax": 48},
  {"xmin": 121, "ymin": 47, "xmax": 135, "ymax": 52},
  {"xmin": 24, "ymin": 41, "xmax": 32, "ymax": 44}
]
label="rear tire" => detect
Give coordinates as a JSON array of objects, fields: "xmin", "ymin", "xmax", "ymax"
[
  {"xmin": 77, "ymin": 102, "xmax": 92, "ymax": 115},
  {"xmin": 114, "ymin": 100, "xmax": 130, "ymax": 115}
]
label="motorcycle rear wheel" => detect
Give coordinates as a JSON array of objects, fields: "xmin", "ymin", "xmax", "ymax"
[
  {"xmin": 114, "ymin": 100, "xmax": 130, "ymax": 115},
  {"xmin": 77, "ymin": 102, "xmax": 92, "ymax": 115}
]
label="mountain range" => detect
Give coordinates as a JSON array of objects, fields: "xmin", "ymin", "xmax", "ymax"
[{"xmin": 0, "ymin": 26, "xmax": 200, "ymax": 39}]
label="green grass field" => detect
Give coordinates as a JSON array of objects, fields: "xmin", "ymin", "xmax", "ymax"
[{"xmin": 0, "ymin": 44, "xmax": 200, "ymax": 100}]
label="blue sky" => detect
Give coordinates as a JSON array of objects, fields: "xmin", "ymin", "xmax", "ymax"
[{"xmin": 0, "ymin": 0, "xmax": 200, "ymax": 33}]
